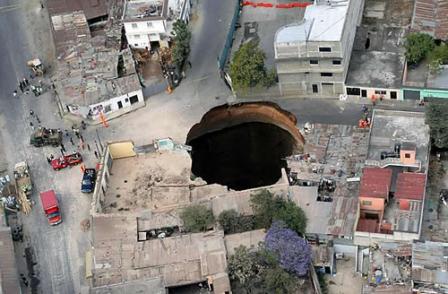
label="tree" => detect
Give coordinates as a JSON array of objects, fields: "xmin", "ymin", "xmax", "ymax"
[
  {"xmin": 404, "ymin": 33, "xmax": 435, "ymax": 65},
  {"xmin": 426, "ymin": 102, "xmax": 448, "ymax": 149},
  {"xmin": 265, "ymin": 221, "xmax": 312, "ymax": 277},
  {"xmin": 262, "ymin": 266, "xmax": 299, "ymax": 294},
  {"xmin": 429, "ymin": 44, "xmax": 448, "ymax": 73},
  {"xmin": 218, "ymin": 209, "xmax": 240, "ymax": 234},
  {"xmin": 228, "ymin": 246, "xmax": 258, "ymax": 292},
  {"xmin": 171, "ymin": 20, "xmax": 191, "ymax": 67},
  {"xmin": 180, "ymin": 204, "xmax": 214, "ymax": 232},
  {"xmin": 250, "ymin": 190, "xmax": 307, "ymax": 234},
  {"xmin": 230, "ymin": 41, "xmax": 275, "ymax": 91}
]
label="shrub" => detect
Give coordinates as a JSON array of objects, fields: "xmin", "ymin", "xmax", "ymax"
[{"xmin": 180, "ymin": 204, "xmax": 214, "ymax": 232}]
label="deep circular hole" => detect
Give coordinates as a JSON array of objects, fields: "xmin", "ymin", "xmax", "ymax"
[{"xmin": 188, "ymin": 122, "xmax": 296, "ymax": 191}]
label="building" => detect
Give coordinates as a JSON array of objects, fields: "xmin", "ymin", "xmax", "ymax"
[
  {"xmin": 51, "ymin": 11, "xmax": 145, "ymax": 120},
  {"xmin": 0, "ymin": 210, "xmax": 21, "ymax": 294},
  {"xmin": 354, "ymin": 110, "xmax": 430, "ymax": 246},
  {"xmin": 411, "ymin": 0, "xmax": 448, "ymax": 41},
  {"xmin": 47, "ymin": 0, "xmax": 108, "ymax": 23},
  {"xmin": 123, "ymin": 0, "xmax": 191, "ymax": 50},
  {"xmin": 412, "ymin": 241, "xmax": 448, "ymax": 293},
  {"xmin": 274, "ymin": 0, "xmax": 364, "ymax": 97}
]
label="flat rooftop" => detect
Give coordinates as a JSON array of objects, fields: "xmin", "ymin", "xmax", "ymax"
[
  {"xmin": 232, "ymin": 0, "xmax": 305, "ymax": 68},
  {"xmin": 47, "ymin": 0, "xmax": 108, "ymax": 21},
  {"xmin": 124, "ymin": 0, "xmax": 168, "ymax": 20},
  {"xmin": 102, "ymin": 149, "xmax": 228, "ymax": 213},
  {"xmin": 384, "ymin": 200, "xmax": 422, "ymax": 233},
  {"xmin": 367, "ymin": 110, "xmax": 430, "ymax": 172}
]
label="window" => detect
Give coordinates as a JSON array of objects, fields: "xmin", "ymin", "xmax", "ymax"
[
  {"xmin": 104, "ymin": 104, "xmax": 112, "ymax": 113},
  {"xmin": 312, "ymin": 84, "xmax": 318, "ymax": 93},
  {"xmin": 310, "ymin": 59, "xmax": 318, "ymax": 65},
  {"xmin": 134, "ymin": 34, "xmax": 141, "ymax": 39},
  {"xmin": 405, "ymin": 153, "xmax": 411, "ymax": 159},
  {"xmin": 362, "ymin": 200, "xmax": 372, "ymax": 206},
  {"xmin": 346, "ymin": 87, "xmax": 361, "ymax": 95},
  {"xmin": 319, "ymin": 47, "xmax": 332, "ymax": 52},
  {"xmin": 361, "ymin": 89, "xmax": 367, "ymax": 97},
  {"xmin": 322, "ymin": 82, "xmax": 333, "ymax": 86},
  {"xmin": 332, "ymin": 60, "xmax": 341, "ymax": 65},
  {"xmin": 129, "ymin": 95, "xmax": 139, "ymax": 105},
  {"xmin": 147, "ymin": 22, "xmax": 153, "ymax": 28},
  {"xmin": 125, "ymin": 98, "xmax": 129, "ymax": 103},
  {"xmin": 390, "ymin": 91, "xmax": 397, "ymax": 99},
  {"xmin": 132, "ymin": 23, "xmax": 138, "ymax": 29},
  {"xmin": 375, "ymin": 90, "xmax": 387, "ymax": 95},
  {"xmin": 321, "ymin": 72, "xmax": 333, "ymax": 77}
]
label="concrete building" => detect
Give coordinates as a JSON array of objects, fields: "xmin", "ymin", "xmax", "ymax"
[
  {"xmin": 354, "ymin": 110, "xmax": 430, "ymax": 246},
  {"xmin": 123, "ymin": 0, "xmax": 191, "ymax": 50},
  {"xmin": 51, "ymin": 12, "xmax": 145, "ymax": 120},
  {"xmin": 0, "ymin": 212, "xmax": 21, "ymax": 294},
  {"xmin": 274, "ymin": 0, "xmax": 364, "ymax": 97}
]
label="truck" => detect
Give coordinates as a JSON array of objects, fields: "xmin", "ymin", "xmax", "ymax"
[
  {"xmin": 30, "ymin": 127, "xmax": 62, "ymax": 147},
  {"xmin": 40, "ymin": 190, "xmax": 62, "ymax": 226},
  {"xmin": 14, "ymin": 161, "xmax": 32, "ymax": 198}
]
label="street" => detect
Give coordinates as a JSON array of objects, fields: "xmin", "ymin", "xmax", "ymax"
[{"xmin": 0, "ymin": 0, "xmax": 427, "ymax": 293}]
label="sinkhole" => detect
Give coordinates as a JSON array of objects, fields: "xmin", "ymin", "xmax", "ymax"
[{"xmin": 186, "ymin": 102, "xmax": 305, "ymax": 191}]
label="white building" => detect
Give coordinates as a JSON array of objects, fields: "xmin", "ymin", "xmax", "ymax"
[
  {"xmin": 274, "ymin": 0, "xmax": 364, "ymax": 97},
  {"xmin": 123, "ymin": 0, "xmax": 191, "ymax": 50}
]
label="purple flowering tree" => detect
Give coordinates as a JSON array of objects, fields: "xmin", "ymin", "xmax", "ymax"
[{"xmin": 265, "ymin": 221, "xmax": 312, "ymax": 277}]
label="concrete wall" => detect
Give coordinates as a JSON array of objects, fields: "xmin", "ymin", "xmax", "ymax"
[
  {"xmin": 124, "ymin": 20, "xmax": 166, "ymax": 49},
  {"xmin": 88, "ymin": 89, "xmax": 145, "ymax": 119},
  {"xmin": 353, "ymin": 230, "xmax": 419, "ymax": 246},
  {"xmin": 346, "ymin": 85, "xmax": 403, "ymax": 100},
  {"xmin": 359, "ymin": 197, "xmax": 385, "ymax": 211}
]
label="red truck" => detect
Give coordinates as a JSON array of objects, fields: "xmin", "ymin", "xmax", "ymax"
[{"xmin": 40, "ymin": 190, "xmax": 62, "ymax": 225}]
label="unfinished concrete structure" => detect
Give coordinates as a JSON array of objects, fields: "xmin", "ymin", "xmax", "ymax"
[{"xmin": 274, "ymin": 0, "xmax": 364, "ymax": 97}]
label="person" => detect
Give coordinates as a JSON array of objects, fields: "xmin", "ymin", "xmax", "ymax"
[
  {"xmin": 70, "ymin": 137, "xmax": 74, "ymax": 145},
  {"xmin": 36, "ymin": 115, "xmax": 41, "ymax": 124},
  {"xmin": 87, "ymin": 143, "xmax": 91, "ymax": 151},
  {"xmin": 19, "ymin": 82, "xmax": 24, "ymax": 93},
  {"xmin": 23, "ymin": 78, "xmax": 29, "ymax": 87},
  {"xmin": 29, "ymin": 110, "xmax": 34, "ymax": 116},
  {"xmin": 46, "ymin": 156, "xmax": 51, "ymax": 164},
  {"xmin": 94, "ymin": 150, "xmax": 99, "ymax": 159},
  {"xmin": 60, "ymin": 143, "xmax": 66, "ymax": 152}
]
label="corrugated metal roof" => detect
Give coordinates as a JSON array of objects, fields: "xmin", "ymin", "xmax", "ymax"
[
  {"xmin": 359, "ymin": 167, "xmax": 392, "ymax": 199},
  {"xmin": 395, "ymin": 173, "xmax": 426, "ymax": 201}
]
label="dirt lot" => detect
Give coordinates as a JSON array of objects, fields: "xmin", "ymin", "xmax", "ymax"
[{"xmin": 326, "ymin": 258, "xmax": 364, "ymax": 294}]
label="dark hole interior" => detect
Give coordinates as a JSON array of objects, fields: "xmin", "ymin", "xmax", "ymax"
[{"xmin": 188, "ymin": 122, "xmax": 296, "ymax": 191}]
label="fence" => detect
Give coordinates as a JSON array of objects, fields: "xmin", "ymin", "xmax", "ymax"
[{"xmin": 218, "ymin": 0, "xmax": 242, "ymax": 71}]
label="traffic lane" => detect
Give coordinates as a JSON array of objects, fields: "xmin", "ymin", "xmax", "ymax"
[{"xmin": 188, "ymin": 0, "xmax": 235, "ymax": 79}]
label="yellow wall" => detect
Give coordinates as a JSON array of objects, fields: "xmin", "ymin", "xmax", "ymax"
[{"xmin": 108, "ymin": 141, "xmax": 136, "ymax": 159}]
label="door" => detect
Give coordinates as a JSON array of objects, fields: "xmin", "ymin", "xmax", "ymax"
[
  {"xmin": 361, "ymin": 89, "xmax": 367, "ymax": 97},
  {"xmin": 117, "ymin": 101, "xmax": 123, "ymax": 109}
]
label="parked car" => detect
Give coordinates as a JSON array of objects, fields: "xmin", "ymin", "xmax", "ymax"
[
  {"xmin": 81, "ymin": 168, "xmax": 96, "ymax": 193},
  {"xmin": 51, "ymin": 152, "xmax": 82, "ymax": 170}
]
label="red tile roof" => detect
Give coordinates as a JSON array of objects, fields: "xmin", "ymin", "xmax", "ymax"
[
  {"xmin": 359, "ymin": 168, "xmax": 393, "ymax": 199},
  {"xmin": 395, "ymin": 173, "xmax": 426, "ymax": 201}
]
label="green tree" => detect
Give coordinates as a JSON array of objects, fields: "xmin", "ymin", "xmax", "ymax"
[
  {"xmin": 250, "ymin": 190, "xmax": 307, "ymax": 234},
  {"xmin": 426, "ymin": 102, "xmax": 448, "ymax": 149},
  {"xmin": 404, "ymin": 33, "xmax": 435, "ymax": 64},
  {"xmin": 429, "ymin": 44, "xmax": 448, "ymax": 73},
  {"xmin": 228, "ymin": 246, "xmax": 258, "ymax": 292},
  {"xmin": 180, "ymin": 204, "xmax": 214, "ymax": 232},
  {"xmin": 230, "ymin": 41, "xmax": 275, "ymax": 91},
  {"xmin": 171, "ymin": 20, "xmax": 191, "ymax": 67},
  {"xmin": 262, "ymin": 266, "xmax": 299, "ymax": 294},
  {"xmin": 218, "ymin": 209, "xmax": 240, "ymax": 234}
]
